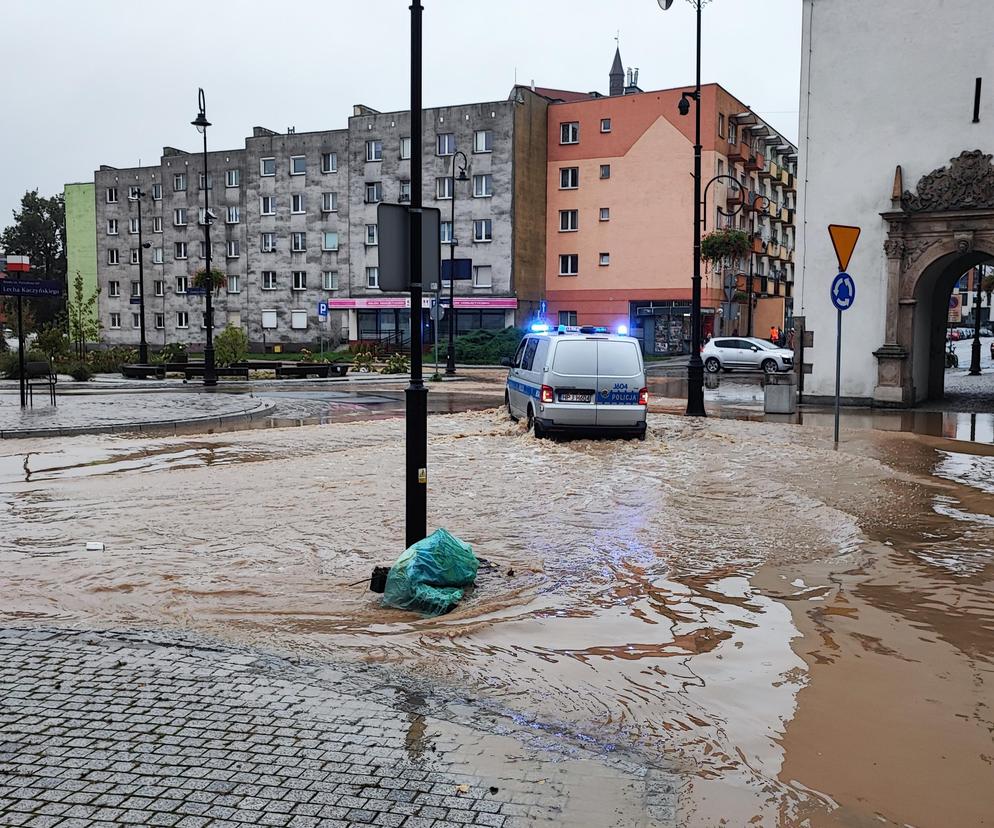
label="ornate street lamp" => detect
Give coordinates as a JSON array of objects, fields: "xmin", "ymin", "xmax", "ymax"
[
  {"xmin": 445, "ymin": 150, "xmax": 470, "ymax": 375},
  {"xmin": 192, "ymin": 88, "xmax": 217, "ymax": 387}
]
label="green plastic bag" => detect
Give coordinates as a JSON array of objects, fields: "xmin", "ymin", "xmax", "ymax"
[{"xmin": 383, "ymin": 528, "xmax": 479, "ymax": 616}]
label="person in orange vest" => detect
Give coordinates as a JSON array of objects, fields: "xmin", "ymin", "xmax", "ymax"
[{"xmin": 770, "ymin": 325, "xmax": 778, "ymax": 344}]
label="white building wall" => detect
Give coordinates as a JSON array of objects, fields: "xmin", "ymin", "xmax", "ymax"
[{"xmin": 796, "ymin": 0, "xmax": 994, "ymax": 400}]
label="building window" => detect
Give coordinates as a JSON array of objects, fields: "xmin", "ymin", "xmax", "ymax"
[
  {"xmin": 226, "ymin": 240, "xmax": 240, "ymax": 258},
  {"xmin": 399, "ymin": 137, "xmax": 411, "ymax": 160},
  {"xmin": 154, "ymin": 280, "xmax": 164, "ymax": 296},
  {"xmin": 321, "ymin": 152, "xmax": 337, "ymax": 173},
  {"xmin": 108, "ymin": 280, "xmax": 121, "ymax": 297},
  {"xmin": 290, "ymin": 155, "xmax": 306, "ymax": 175},
  {"xmin": 225, "ymin": 275, "xmax": 240, "ymax": 295},
  {"xmin": 473, "ymin": 130, "xmax": 493, "ymax": 153},
  {"xmin": 291, "ymin": 194, "xmax": 305, "ymax": 214},
  {"xmin": 558, "ymin": 310, "xmax": 578, "ymax": 326},
  {"xmin": 322, "ymin": 270, "xmax": 338, "ymax": 290},
  {"xmin": 600, "ymin": 207, "xmax": 610, "ymax": 221},
  {"xmin": 473, "ymin": 174, "xmax": 493, "ymax": 198},
  {"xmin": 260, "ymin": 157, "xmax": 276, "ymax": 176},
  {"xmin": 600, "ymin": 118, "xmax": 612, "ymax": 133},
  {"xmin": 472, "ymin": 265, "xmax": 492, "ymax": 288},
  {"xmin": 107, "ymin": 249, "xmax": 119, "ymax": 265},
  {"xmin": 107, "ymin": 219, "xmax": 119, "ymax": 235},
  {"xmin": 291, "ymin": 232, "xmax": 306, "ymax": 252},
  {"xmin": 599, "ymin": 252, "xmax": 610, "ymax": 266},
  {"xmin": 321, "ymin": 192, "xmax": 338, "ymax": 213},
  {"xmin": 436, "ymin": 177, "xmax": 453, "ymax": 200},
  {"xmin": 728, "ymin": 123, "xmax": 738, "ymax": 145},
  {"xmin": 560, "ymin": 167, "xmax": 579, "ymax": 189},
  {"xmin": 364, "ymin": 225, "xmax": 377, "ymax": 246},
  {"xmin": 154, "ymin": 313, "xmax": 164, "ymax": 330},
  {"xmin": 600, "ymin": 164, "xmax": 611, "ymax": 179},
  {"xmin": 131, "ymin": 280, "xmax": 141, "ymax": 295},
  {"xmin": 262, "ymin": 271, "xmax": 277, "ymax": 290},
  {"xmin": 440, "ymin": 221, "xmax": 453, "ymax": 244},
  {"xmin": 226, "ymin": 206, "xmax": 240, "ymax": 224},
  {"xmin": 152, "ymin": 247, "xmax": 163, "ymax": 264},
  {"xmin": 151, "ymin": 183, "xmax": 162, "ymax": 200},
  {"xmin": 261, "ymin": 233, "xmax": 277, "ymax": 252},
  {"xmin": 152, "ymin": 216, "xmax": 163, "ymax": 233},
  {"xmin": 365, "ymin": 181, "xmax": 382, "ymax": 203},
  {"xmin": 128, "ymin": 217, "xmax": 139, "ymax": 234},
  {"xmin": 197, "ymin": 207, "xmax": 211, "ymax": 226},
  {"xmin": 225, "ymin": 169, "xmax": 240, "ymax": 187},
  {"xmin": 718, "ymin": 113, "xmax": 725, "ymax": 139},
  {"xmin": 260, "ymin": 196, "xmax": 276, "ymax": 215},
  {"xmin": 436, "ymin": 133, "xmax": 455, "ymax": 156},
  {"xmin": 559, "ymin": 210, "xmax": 578, "ymax": 232},
  {"xmin": 173, "ymin": 173, "xmax": 187, "ymax": 192},
  {"xmin": 106, "ymin": 187, "xmax": 119, "ymax": 203},
  {"xmin": 473, "ymin": 219, "xmax": 492, "ymax": 242},
  {"xmin": 717, "ymin": 159, "xmax": 724, "ymax": 177},
  {"xmin": 109, "ymin": 312, "xmax": 121, "ymax": 329},
  {"xmin": 174, "ymin": 242, "xmax": 188, "ymax": 259},
  {"xmin": 323, "ymin": 231, "xmax": 340, "ymax": 251},
  {"xmin": 176, "ymin": 275, "xmax": 188, "ymax": 294},
  {"xmin": 560, "ymin": 122, "xmax": 579, "ymax": 144},
  {"xmin": 198, "ymin": 173, "xmax": 212, "ymax": 190},
  {"xmin": 173, "ymin": 208, "xmax": 187, "ymax": 226},
  {"xmin": 559, "ymin": 254, "xmax": 579, "ymax": 276},
  {"xmin": 177, "ymin": 311, "xmax": 189, "ymax": 329},
  {"xmin": 262, "ymin": 310, "xmax": 278, "ymax": 329},
  {"xmin": 132, "ymin": 312, "xmax": 141, "ymax": 329},
  {"xmin": 199, "ymin": 241, "xmax": 209, "ymax": 259},
  {"xmin": 130, "ymin": 248, "xmax": 140, "ymax": 264},
  {"xmin": 290, "ymin": 310, "xmax": 308, "ymax": 330},
  {"xmin": 399, "ymin": 180, "xmax": 411, "ymax": 202},
  {"xmin": 291, "ymin": 271, "xmax": 307, "ymax": 291},
  {"xmin": 366, "ymin": 266, "xmax": 379, "ymax": 288},
  {"xmin": 366, "ymin": 140, "xmax": 382, "ymax": 162}
]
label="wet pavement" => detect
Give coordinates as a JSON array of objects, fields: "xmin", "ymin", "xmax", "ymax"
[{"xmin": 2, "ymin": 408, "xmax": 992, "ymax": 826}]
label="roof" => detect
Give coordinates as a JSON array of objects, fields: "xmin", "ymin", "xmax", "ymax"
[{"xmin": 528, "ymin": 86, "xmax": 600, "ymax": 103}]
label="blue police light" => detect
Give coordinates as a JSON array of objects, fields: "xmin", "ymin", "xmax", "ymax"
[
  {"xmin": 616, "ymin": 324, "xmax": 629, "ymax": 336},
  {"xmin": 530, "ymin": 322, "xmax": 550, "ymax": 333}
]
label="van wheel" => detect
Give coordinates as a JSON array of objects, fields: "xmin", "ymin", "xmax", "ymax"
[
  {"xmin": 505, "ymin": 391, "xmax": 518, "ymax": 421},
  {"xmin": 705, "ymin": 357, "xmax": 721, "ymax": 373},
  {"xmin": 762, "ymin": 359, "xmax": 778, "ymax": 375},
  {"xmin": 527, "ymin": 406, "xmax": 545, "ymax": 439}
]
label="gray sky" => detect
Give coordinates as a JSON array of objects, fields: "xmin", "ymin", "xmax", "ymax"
[{"xmin": 1, "ymin": 0, "xmax": 801, "ymax": 224}]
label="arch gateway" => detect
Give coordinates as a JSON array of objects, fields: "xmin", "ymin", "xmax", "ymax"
[{"xmin": 794, "ymin": 0, "xmax": 994, "ymax": 408}]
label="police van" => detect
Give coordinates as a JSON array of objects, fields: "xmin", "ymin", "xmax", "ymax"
[{"xmin": 504, "ymin": 325, "xmax": 648, "ymax": 439}]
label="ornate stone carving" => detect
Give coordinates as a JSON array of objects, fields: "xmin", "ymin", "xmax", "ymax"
[
  {"xmin": 883, "ymin": 239, "xmax": 905, "ymax": 259},
  {"xmin": 901, "ymin": 150, "xmax": 994, "ymax": 212},
  {"xmin": 901, "ymin": 239, "xmax": 940, "ymax": 272}
]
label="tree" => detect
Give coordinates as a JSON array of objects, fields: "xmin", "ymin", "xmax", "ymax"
[
  {"xmin": 66, "ymin": 271, "xmax": 101, "ymax": 360},
  {"xmin": 0, "ymin": 190, "xmax": 67, "ymax": 326}
]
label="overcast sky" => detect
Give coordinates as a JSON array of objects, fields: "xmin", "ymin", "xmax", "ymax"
[{"xmin": 0, "ymin": 0, "xmax": 801, "ymax": 225}]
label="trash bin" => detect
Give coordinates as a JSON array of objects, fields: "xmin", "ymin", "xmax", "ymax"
[{"xmin": 763, "ymin": 372, "xmax": 797, "ymax": 414}]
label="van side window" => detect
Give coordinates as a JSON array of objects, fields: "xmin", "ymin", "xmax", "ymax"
[
  {"xmin": 521, "ymin": 338, "xmax": 539, "ymax": 371},
  {"xmin": 512, "ymin": 338, "xmax": 528, "ymax": 368}
]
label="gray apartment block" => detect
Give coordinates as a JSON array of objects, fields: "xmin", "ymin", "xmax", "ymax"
[{"xmin": 86, "ymin": 90, "xmax": 549, "ymax": 352}]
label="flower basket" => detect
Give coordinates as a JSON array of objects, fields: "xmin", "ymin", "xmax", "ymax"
[
  {"xmin": 193, "ymin": 267, "xmax": 227, "ymax": 294},
  {"xmin": 700, "ymin": 229, "xmax": 751, "ymax": 268}
]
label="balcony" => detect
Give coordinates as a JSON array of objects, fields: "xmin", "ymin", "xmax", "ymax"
[
  {"xmin": 727, "ymin": 141, "xmax": 749, "ymax": 164},
  {"xmin": 759, "ymin": 160, "xmax": 775, "ymax": 180},
  {"xmin": 726, "ymin": 186, "xmax": 746, "ymax": 208},
  {"xmin": 751, "ymin": 234, "xmax": 765, "ymax": 254},
  {"xmin": 745, "ymin": 150, "xmax": 765, "ymax": 172}
]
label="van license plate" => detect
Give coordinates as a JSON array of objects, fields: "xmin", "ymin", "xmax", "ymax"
[{"xmin": 559, "ymin": 392, "xmax": 591, "ymax": 403}]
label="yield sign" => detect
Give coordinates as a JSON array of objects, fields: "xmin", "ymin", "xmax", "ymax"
[{"xmin": 828, "ymin": 224, "xmax": 861, "ymax": 272}]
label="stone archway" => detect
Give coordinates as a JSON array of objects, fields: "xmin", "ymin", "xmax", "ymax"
[{"xmin": 875, "ymin": 151, "xmax": 994, "ymax": 406}]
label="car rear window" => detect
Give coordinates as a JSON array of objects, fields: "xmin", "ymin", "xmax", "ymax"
[
  {"xmin": 552, "ymin": 340, "xmax": 598, "ymax": 376},
  {"xmin": 597, "ymin": 340, "xmax": 641, "ymax": 377}
]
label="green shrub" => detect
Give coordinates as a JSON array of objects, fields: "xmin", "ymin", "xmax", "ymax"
[
  {"xmin": 214, "ymin": 324, "xmax": 249, "ymax": 367},
  {"xmin": 36, "ymin": 325, "xmax": 70, "ymax": 361},
  {"xmin": 68, "ymin": 363, "xmax": 93, "ymax": 382},
  {"xmin": 156, "ymin": 342, "xmax": 188, "ymax": 364},
  {"xmin": 0, "ymin": 350, "xmax": 49, "ymax": 378},
  {"xmin": 431, "ymin": 327, "xmax": 524, "ymax": 365},
  {"xmin": 87, "ymin": 347, "xmax": 137, "ymax": 374},
  {"xmin": 352, "ymin": 348, "xmax": 375, "ymax": 373},
  {"xmin": 381, "ymin": 352, "xmax": 410, "ymax": 374}
]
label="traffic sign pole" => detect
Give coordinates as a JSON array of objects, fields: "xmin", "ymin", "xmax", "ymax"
[
  {"xmin": 830, "ymin": 271, "xmax": 856, "ymax": 446},
  {"xmin": 834, "ymin": 307, "xmax": 842, "ymax": 445}
]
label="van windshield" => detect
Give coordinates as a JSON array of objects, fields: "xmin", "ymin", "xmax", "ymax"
[
  {"xmin": 597, "ymin": 340, "xmax": 641, "ymax": 377},
  {"xmin": 552, "ymin": 340, "xmax": 598, "ymax": 376}
]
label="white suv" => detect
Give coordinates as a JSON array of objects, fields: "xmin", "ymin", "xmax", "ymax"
[{"xmin": 702, "ymin": 337, "xmax": 793, "ymax": 374}]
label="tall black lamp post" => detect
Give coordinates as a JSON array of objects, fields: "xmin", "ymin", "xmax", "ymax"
[
  {"xmin": 659, "ymin": 0, "xmax": 709, "ymax": 416},
  {"xmin": 192, "ymin": 88, "xmax": 217, "ymax": 387},
  {"xmin": 445, "ymin": 150, "xmax": 469, "ymax": 375},
  {"xmin": 969, "ymin": 264, "xmax": 985, "ymax": 375},
  {"xmin": 128, "ymin": 187, "xmax": 150, "ymax": 364}
]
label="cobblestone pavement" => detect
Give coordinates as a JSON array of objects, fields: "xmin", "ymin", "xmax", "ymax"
[{"xmin": 0, "ymin": 627, "xmax": 677, "ymax": 828}]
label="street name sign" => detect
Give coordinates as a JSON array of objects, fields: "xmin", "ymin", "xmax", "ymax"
[
  {"xmin": 827, "ymin": 224, "xmax": 861, "ymax": 272},
  {"xmin": 0, "ymin": 279, "xmax": 62, "ymax": 297}
]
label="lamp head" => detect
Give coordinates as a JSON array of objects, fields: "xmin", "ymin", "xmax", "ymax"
[
  {"xmin": 457, "ymin": 169, "xmax": 469, "ymax": 182},
  {"xmin": 657, "ymin": 0, "xmax": 674, "ymax": 8},
  {"xmin": 678, "ymin": 96, "xmax": 691, "ymax": 116}
]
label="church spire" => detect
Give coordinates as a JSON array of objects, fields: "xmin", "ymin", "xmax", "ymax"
[{"xmin": 609, "ymin": 46, "xmax": 624, "ymax": 96}]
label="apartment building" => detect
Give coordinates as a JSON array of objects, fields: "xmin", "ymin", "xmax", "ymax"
[
  {"xmin": 544, "ymin": 50, "xmax": 797, "ymax": 355},
  {"xmin": 74, "ymin": 91, "xmax": 548, "ymax": 352}
]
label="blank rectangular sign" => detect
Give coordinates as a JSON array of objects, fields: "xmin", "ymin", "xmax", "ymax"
[{"xmin": 376, "ymin": 203, "xmax": 441, "ymax": 292}]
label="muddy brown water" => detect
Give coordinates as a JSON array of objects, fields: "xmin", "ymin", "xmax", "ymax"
[{"xmin": 1, "ymin": 409, "xmax": 992, "ymax": 826}]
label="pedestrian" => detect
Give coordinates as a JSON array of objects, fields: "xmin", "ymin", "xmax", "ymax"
[
  {"xmin": 778, "ymin": 327, "xmax": 787, "ymax": 348},
  {"xmin": 787, "ymin": 328, "xmax": 796, "ymax": 350},
  {"xmin": 770, "ymin": 325, "xmax": 778, "ymax": 344},
  {"xmin": 732, "ymin": 327, "xmax": 739, "ymax": 337}
]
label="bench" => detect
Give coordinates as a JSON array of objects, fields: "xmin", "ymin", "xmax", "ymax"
[
  {"xmin": 25, "ymin": 361, "xmax": 57, "ymax": 406},
  {"xmin": 275, "ymin": 363, "xmax": 332, "ymax": 379},
  {"xmin": 182, "ymin": 366, "xmax": 250, "ymax": 380},
  {"xmin": 121, "ymin": 364, "xmax": 166, "ymax": 380}
]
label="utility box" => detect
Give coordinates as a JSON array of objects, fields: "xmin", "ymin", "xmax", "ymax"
[{"xmin": 764, "ymin": 372, "xmax": 797, "ymax": 414}]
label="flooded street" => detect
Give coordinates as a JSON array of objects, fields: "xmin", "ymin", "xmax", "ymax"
[{"xmin": 1, "ymin": 407, "xmax": 992, "ymax": 826}]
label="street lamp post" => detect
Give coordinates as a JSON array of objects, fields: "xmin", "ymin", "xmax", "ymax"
[
  {"xmin": 128, "ymin": 187, "xmax": 149, "ymax": 364},
  {"xmin": 969, "ymin": 264, "xmax": 985, "ymax": 375},
  {"xmin": 659, "ymin": 0, "xmax": 709, "ymax": 416},
  {"xmin": 445, "ymin": 150, "xmax": 469, "ymax": 375},
  {"xmin": 192, "ymin": 88, "xmax": 217, "ymax": 388}
]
